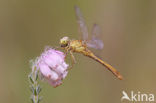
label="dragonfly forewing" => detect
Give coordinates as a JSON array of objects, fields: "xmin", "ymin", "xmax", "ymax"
[{"xmin": 74, "ymin": 6, "xmax": 89, "ymax": 41}]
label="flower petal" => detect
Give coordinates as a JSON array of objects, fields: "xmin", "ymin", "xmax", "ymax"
[{"xmin": 39, "ymin": 62, "xmax": 59, "ymax": 80}]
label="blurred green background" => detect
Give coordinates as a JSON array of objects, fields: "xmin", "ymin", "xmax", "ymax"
[{"xmin": 0, "ymin": 0, "xmax": 156, "ymax": 103}]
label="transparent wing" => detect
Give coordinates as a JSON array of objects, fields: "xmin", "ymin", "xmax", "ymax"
[
  {"xmin": 87, "ymin": 24, "xmax": 104, "ymax": 49},
  {"xmin": 74, "ymin": 6, "xmax": 89, "ymax": 41}
]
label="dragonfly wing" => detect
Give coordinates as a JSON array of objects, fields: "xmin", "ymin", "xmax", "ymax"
[
  {"xmin": 74, "ymin": 6, "xmax": 89, "ymax": 41},
  {"xmin": 87, "ymin": 24, "xmax": 104, "ymax": 49}
]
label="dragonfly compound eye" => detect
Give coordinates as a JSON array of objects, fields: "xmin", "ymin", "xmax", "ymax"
[{"xmin": 60, "ymin": 36, "xmax": 69, "ymax": 47}]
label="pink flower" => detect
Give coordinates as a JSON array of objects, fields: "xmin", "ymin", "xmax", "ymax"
[{"xmin": 33, "ymin": 47, "xmax": 68, "ymax": 87}]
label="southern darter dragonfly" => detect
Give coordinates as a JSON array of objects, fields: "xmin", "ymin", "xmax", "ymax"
[{"xmin": 59, "ymin": 6, "xmax": 123, "ymax": 80}]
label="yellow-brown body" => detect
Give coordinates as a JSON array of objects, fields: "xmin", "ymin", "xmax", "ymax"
[{"xmin": 67, "ymin": 40, "xmax": 123, "ymax": 80}]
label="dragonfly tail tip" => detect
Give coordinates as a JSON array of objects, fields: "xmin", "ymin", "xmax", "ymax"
[{"xmin": 118, "ymin": 75, "xmax": 123, "ymax": 80}]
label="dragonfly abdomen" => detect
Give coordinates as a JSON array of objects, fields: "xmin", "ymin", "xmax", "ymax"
[{"xmin": 84, "ymin": 49, "xmax": 123, "ymax": 80}]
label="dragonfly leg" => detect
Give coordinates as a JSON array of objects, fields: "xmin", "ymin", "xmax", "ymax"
[
  {"xmin": 70, "ymin": 51, "xmax": 76, "ymax": 64},
  {"xmin": 68, "ymin": 51, "xmax": 76, "ymax": 70},
  {"xmin": 64, "ymin": 47, "xmax": 70, "ymax": 59},
  {"xmin": 64, "ymin": 50, "xmax": 68, "ymax": 59},
  {"xmin": 54, "ymin": 46, "xmax": 60, "ymax": 49}
]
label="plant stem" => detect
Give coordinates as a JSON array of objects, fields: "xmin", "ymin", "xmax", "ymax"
[{"xmin": 29, "ymin": 67, "xmax": 42, "ymax": 103}]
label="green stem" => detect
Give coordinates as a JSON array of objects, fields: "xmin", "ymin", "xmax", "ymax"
[{"xmin": 29, "ymin": 67, "xmax": 42, "ymax": 103}]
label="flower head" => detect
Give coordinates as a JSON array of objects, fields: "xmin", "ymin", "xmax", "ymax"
[{"xmin": 33, "ymin": 47, "xmax": 68, "ymax": 87}]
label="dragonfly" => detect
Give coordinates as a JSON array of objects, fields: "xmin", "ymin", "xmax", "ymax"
[{"xmin": 59, "ymin": 6, "xmax": 123, "ymax": 80}]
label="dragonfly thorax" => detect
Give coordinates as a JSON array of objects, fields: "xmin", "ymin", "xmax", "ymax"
[{"xmin": 60, "ymin": 36, "xmax": 70, "ymax": 47}]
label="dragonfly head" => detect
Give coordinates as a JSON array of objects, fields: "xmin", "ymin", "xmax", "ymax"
[{"xmin": 60, "ymin": 36, "xmax": 70, "ymax": 47}]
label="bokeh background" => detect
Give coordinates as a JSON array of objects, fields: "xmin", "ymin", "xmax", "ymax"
[{"xmin": 0, "ymin": 0, "xmax": 156, "ymax": 103}]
